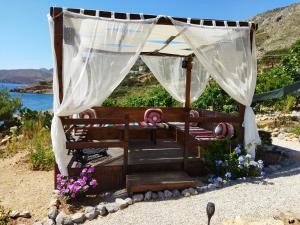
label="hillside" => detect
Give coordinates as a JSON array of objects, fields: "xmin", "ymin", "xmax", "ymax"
[
  {"xmin": 0, "ymin": 68, "xmax": 52, "ymax": 84},
  {"xmin": 251, "ymin": 3, "xmax": 300, "ymax": 58}
]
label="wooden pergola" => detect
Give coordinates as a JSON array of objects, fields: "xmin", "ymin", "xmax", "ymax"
[{"xmin": 50, "ymin": 7, "xmax": 258, "ymax": 194}]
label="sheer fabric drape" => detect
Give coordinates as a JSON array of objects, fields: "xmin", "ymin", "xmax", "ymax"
[
  {"xmin": 48, "ymin": 12, "xmax": 158, "ymax": 175},
  {"xmin": 141, "ymin": 55, "xmax": 209, "ymax": 103},
  {"xmin": 171, "ymin": 19, "xmax": 260, "ymax": 157}
]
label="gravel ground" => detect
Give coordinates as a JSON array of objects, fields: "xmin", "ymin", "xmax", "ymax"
[{"xmin": 86, "ymin": 161, "xmax": 300, "ymax": 225}]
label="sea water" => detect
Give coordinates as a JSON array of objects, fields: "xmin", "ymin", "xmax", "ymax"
[{"xmin": 0, "ymin": 83, "xmax": 53, "ymax": 111}]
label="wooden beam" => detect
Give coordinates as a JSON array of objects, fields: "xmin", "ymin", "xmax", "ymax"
[
  {"xmin": 51, "ymin": 7, "xmax": 64, "ymax": 103},
  {"xmin": 50, "ymin": 7, "xmax": 257, "ymax": 30}
]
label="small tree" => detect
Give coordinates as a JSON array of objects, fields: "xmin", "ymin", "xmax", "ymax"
[
  {"xmin": 0, "ymin": 88, "xmax": 22, "ymax": 131},
  {"xmin": 281, "ymin": 39, "xmax": 300, "ymax": 81}
]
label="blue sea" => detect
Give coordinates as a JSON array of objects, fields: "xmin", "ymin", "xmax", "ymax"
[{"xmin": 0, "ymin": 83, "xmax": 53, "ymax": 111}]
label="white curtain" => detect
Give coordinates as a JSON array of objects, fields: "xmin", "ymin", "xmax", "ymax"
[
  {"xmin": 141, "ymin": 55, "xmax": 209, "ymax": 103},
  {"xmin": 171, "ymin": 19, "xmax": 261, "ymax": 157},
  {"xmin": 48, "ymin": 11, "xmax": 158, "ymax": 175}
]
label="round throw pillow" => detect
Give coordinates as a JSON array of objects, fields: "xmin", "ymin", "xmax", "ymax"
[
  {"xmin": 189, "ymin": 110, "xmax": 200, "ymax": 127},
  {"xmin": 79, "ymin": 109, "xmax": 97, "ymax": 119},
  {"xmin": 144, "ymin": 108, "xmax": 163, "ymax": 124},
  {"xmin": 214, "ymin": 122, "xmax": 234, "ymax": 138}
]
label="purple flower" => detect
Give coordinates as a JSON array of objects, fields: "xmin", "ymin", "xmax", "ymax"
[
  {"xmin": 83, "ymin": 185, "xmax": 89, "ymax": 190},
  {"xmin": 87, "ymin": 167, "xmax": 95, "ymax": 173},
  {"xmin": 215, "ymin": 160, "xmax": 223, "ymax": 167},
  {"xmin": 235, "ymin": 146, "xmax": 241, "ymax": 154},
  {"xmin": 215, "ymin": 177, "xmax": 223, "ymax": 183},
  {"xmin": 71, "ymin": 193, "xmax": 76, "ymax": 198},
  {"xmin": 82, "ymin": 168, "xmax": 87, "ymax": 173},
  {"xmin": 90, "ymin": 179, "xmax": 97, "ymax": 188},
  {"xmin": 82, "ymin": 176, "xmax": 88, "ymax": 182},
  {"xmin": 225, "ymin": 172, "xmax": 232, "ymax": 178},
  {"xmin": 208, "ymin": 178, "xmax": 213, "ymax": 183},
  {"xmin": 238, "ymin": 156, "xmax": 244, "ymax": 164}
]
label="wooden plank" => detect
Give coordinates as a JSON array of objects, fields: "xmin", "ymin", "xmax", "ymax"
[
  {"xmin": 61, "ymin": 117, "xmax": 128, "ymax": 125},
  {"xmin": 66, "ymin": 141, "xmax": 125, "ymax": 149},
  {"xmin": 189, "ymin": 116, "xmax": 243, "ymax": 123},
  {"xmin": 126, "ymin": 171, "xmax": 196, "ymax": 194},
  {"xmin": 50, "ymin": 7, "xmax": 257, "ymax": 30}
]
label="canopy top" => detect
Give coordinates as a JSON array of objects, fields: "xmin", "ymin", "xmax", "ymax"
[{"xmin": 50, "ymin": 7, "xmax": 257, "ymax": 57}]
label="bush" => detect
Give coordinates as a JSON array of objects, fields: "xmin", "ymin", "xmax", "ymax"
[
  {"xmin": 290, "ymin": 127, "xmax": 300, "ymax": 136},
  {"xmin": 204, "ymin": 140, "xmax": 264, "ymax": 183},
  {"xmin": 0, "ymin": 203, "xmax": 10, "ymax": 225},
  {"xmin": 0, "ymin": 88, "xmax": 22, "ymax": 132},
  {"xmin": 281, "ymin": 39, "xmax": 300, "ymax": 81},
  {"xmin": 28, "ymin": 144, "xmax": 54, "ymax": 171}
]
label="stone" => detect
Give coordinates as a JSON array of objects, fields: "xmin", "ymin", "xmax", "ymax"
[
  {"xmin": 71, "ymin": 212, "xmax": 85, "ymax": 224},
  {"xmin": 164, "ymin": 190, "xmax": 173, "ymax": 199},
  {"xmin": 49, "ymin": 198, "xmax": 60, "ymax": 208},
  {"xmin": 188, "ymin": 188, "xmax": 198, "ymax": 195},
  {"xmin": 44, "ymin": 218, "xmax": 56, "ymax": 225},
  {"xmin": 151, "ymin": 192, "xmax": 158, "ymax": 200},
  {"xmin": 124, "ymin": 197, "xmax": 133, "ymax": 205},
  {"xmin": 196, "ymin": 185, "xmax": 208, "ymax": 193},
  {"xmin": 105, "ymin": 202, "xmax": 120, "ymax": 213},
  {"xmin": 48, "ymin": 207, "xmax": 58, "ymax": 220},
  {"xmin": 144, "ymin": 191, "xmax": 152, "ymax": 201},
  {"xmin": 84, "ymin": 206, "xmax": 98, "ymax": 220},
  {"xmin": 19, "ymin": 210, "xmax": 31, "ymax": 218},
  {"xmin": 52, "ymin": 189, "xmax": 60, "ymax": 195},
  {"xmin": 208, "ymin": 183, "xmax": 217, "ymax": 191},
  {"xmin": 56, "ymin": 212, "xmax": 73, "ymax": 225},
  {"xmin": 158, "ymin": 191, "xmax": 165, "ymax": 200},
  {"xmin": 115, "ymin": 198, "xmax": 128, "ymax": 209},
  {"xmin": 9, "ymin": 210, "xmax": 20, "ymax": 218},
  {"xmin": 181, "ymin": 189, "xmax": 191, "ymax": 197},
  {"xmin": 132, "ymin": 194, "xmax": 144, "ymax": 203},
  {"xmin": 172, "ymin": 189, "xmax": 181, "ymax": 198},
  {"xmin": 96, "ymin": 204, "xmax": 107, "ymax": 216}
]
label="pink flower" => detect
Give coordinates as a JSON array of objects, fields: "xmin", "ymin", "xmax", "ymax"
[
  {"xmin": 82, "ymin": 168, "xmax": 87, "ymax": 173},
  {"xmin": 87, "ymin": 167, "xmax": 95, "ymax": 173},
  {"xmin": 90, "ymin": 179, "xmax": 97, "ymax": 188}
]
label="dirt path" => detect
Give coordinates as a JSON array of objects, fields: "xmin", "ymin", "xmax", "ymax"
[{"xmin": 0, "ymin": 152, "xmax": 53, "ymax": 224}]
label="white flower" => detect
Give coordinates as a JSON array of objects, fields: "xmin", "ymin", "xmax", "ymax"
[
  {"xmin": 245, "ymin": 154, "xmax": 252, "ymax": 159},
  {"xmin": 250, "ymin": 161, "xmax": 258, "ymax": 167},
  {"xmin": 238, "ymin": 156, "xmax": 244, "ymax": 163},
  {"xmin": 225, "ymin": 172, "xmax": 232, "ymax": 178}
]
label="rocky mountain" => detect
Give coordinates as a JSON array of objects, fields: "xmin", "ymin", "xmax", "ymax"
[
  {"xmin": 251, "ymin": 3, "xmax": 300, "ymax": 58},
  {"xmin": 0, "ymin": 69, "xmax": 52, "ymax": 84}
]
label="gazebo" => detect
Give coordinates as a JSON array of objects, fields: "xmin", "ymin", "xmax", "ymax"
[{"xmin": 49, "ymin": 7, "xmax": 261, "ymax": 194}]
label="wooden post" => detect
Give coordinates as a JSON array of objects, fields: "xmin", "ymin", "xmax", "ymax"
[
  {"xmin": 124, "ymin": 114, "xmax": 129, "ymax": 181},
  {"xmin": 51, "ymin": 7, "xmax": 64, "ymax": 187},
  {"xmin": 184, "ymin": 55, "xmax": 193, "ymax": 171}
]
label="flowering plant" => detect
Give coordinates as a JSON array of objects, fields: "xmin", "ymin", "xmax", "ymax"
[
  {"xmin": 205, "ymin": 140, "xmax": 264, "ymax": 184},
  {"xmin": 56, "ymin": 167, "xmax": 97, "ymax": 199}
]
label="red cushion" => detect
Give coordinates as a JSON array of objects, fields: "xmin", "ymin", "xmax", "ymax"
[
  {"xmin": 189, "ymin": 110, "xmax": 199, "ymax": 127},
  {"xmin": 144, "ymin": 108, "xmax": 163, "ymax": 124},
  {"xmin": 79, "ymin": 109, "xmax": 96, "ymax": 119},
  {"xmin": 214, "ymin": 122, "xmax": 234, "ymax": 138}
]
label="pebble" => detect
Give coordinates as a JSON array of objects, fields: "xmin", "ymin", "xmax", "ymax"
[
  {"xmin": 164, "ymin": 190, "xmax": 173, "ymax": 199},
  {"xmin": 144, "ymin": 191, "xmax": 152, "ymax": 201},
  {"xmin": 172, "ymin": 189, "xmax": 181, "ymax": 198},
  {"xmin": 71, "ymin": 212, "xmax": 86, "ymax": 224},
  {"xmin": 49, "ymin": 198, "xmax": 60, "ymax": 208},
  {"xmin": 182, "ymin": 189, "xmax": 191, "ymax": 197},
  {"xmin": 44, "ymin": 218, "xmax": 56, "ymax": 225},
  {"xmin": 197, "ymin": 185, "xmax": 208, "ymax": 193},
  {"xmin": 132, "ymin": 194, "xmax": 144, "ymax": 203},
  {"xmin": 19, "ymin": 210, "xmax": 31, "ymax": 218},
  {"xmin": 105, "ymin": 202, "xmax": 120, "ymax": 213},
  {"xmin": 56, "ymin": 212, "xmax": 73, "ymax": 225},
  {"xmin": 115, "ymin": 198, "xmax": 128, "ymax": 209},
  {"xmin": 84, "ymin": 206, "xmax": 98, "ymax": 220},
  {"xmin": 96, "ymin": 204, "xmax": 108, "ymax": 216},
  {"xmin": 48, "ymin": 207, "xmax": 58, "ymax": 220},
  {"xmin": 33, "ymin": 222, "xmax": 43, "ymax": 225},
  {"xmin": 151, "ymin": 192, "xmax": 158, "ymax": 200},
  {"xmin": 158, "ymin": 191, "xmax": 165, "ymax": 200},
  {"xmin": 9, "ymin": 210, "xmax": 20, "ymax": 218},
  {"xmin": 125, "ymin": 197, "xmax": 133, "ymax": 205}
]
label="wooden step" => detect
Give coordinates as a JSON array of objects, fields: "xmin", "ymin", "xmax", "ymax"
[{"xmin": 126, "ymin": 171, "xmax": 197, "ymax": 195}]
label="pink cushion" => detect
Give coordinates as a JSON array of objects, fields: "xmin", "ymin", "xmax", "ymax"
[
  {"xmin": 214, "ymin": 122, "xmax": 234, "ymax": 138},
  {"xmin": 79, "ymin": 109, "xmax": 96, "ymax": 119},
  {"xmin": 189, "ymin": 110, "xmax": 199, "ymax": 127},
  {"xmin": 144, "ymin": 108, "xmax": 163, "ymax": 124}
]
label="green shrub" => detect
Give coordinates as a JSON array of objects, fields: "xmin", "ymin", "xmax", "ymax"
[
  {"xmin": 28, "ymin": 144, "xmax": 54, "ymax": 171},
  {"xmin": 281, "ymin": 39, "xmax": 300, "ymax": 81},
  {"xmin": 290, "ymin": 127, "xmax": 300, "ymax": 136},
  {"xmin": 0, "ymin": 203, "xmax": 10, "ymax": 225}
]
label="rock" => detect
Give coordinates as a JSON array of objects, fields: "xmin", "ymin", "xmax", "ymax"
[
  {"xmin": 115, "ymin": 198, "xmax": 128, "ymax": 209},
  {"xmin": 196, "ymin": 185, "xmax": 208, "ymax": 193},
  {"xmin": 132, "ymin": 194, "xmax": 144, "ymax": 203},
  {"xmin": 9, "ymin": 210, "xmax": 20, "ymax": 218},
  {"xmin": 164, "ymin": 190, "xmax": 173, "ymax": 199},
  {"xmin": 181, "ymin": 189, "xmax": 191, "ymax": 197},
  {"xmin": 56, "ymin": 212, "xmax": 73, "ymax": 225},
  {"xmin": 188, "ymin": 188, "xmax": 198, "ymax": 195},
  {"xmin": 52, "ymin": 189, "xmax": 60, "ymax": 195},
  {"xmin": 144, "ymin": 191, "xmax": 152, "ymax": 201},
  {"xmin": 172, "ymin": 189, "xmax": 181, "ymax": 198},
  {"xmin": 96, "ymin": 204, "xmax": 107, "ymax": 216},
  {"xmin": 208, "ymin": 183, "xmax": 217, "ymax": 191},
  {"xmin": 151, "ymin": 192, "xmax": 158, "ymax": 200},
  {"xmin": 158, "ymin": 191, "xmax": 165, "ymax": 200},
  {"xmin": 84, "ymin": 206, "xmax": 98, "ymax": 220},
  {"xmin": 48, "ymin": 207, "xmax": 58, "ymax": 220},
  {"xmin": 71, "ymin": 212, "xmax": 85, "ymax": 224},
  {"xmin": 105, "ymin": 202, "xmax": 120, "ymax": 213},
  {"xmin": 274, "ymin": 211, "xmax": 300, "ymax": 225},
  {"xmin": 19, "ymin": 210, "xmax": 31, "ymax": 218},
  {"xmin": 124, "ymin": 197, "xmax": 133, "ymax": 205},
  {"xmin": 49, "ymin": 198, "xmax": 60, "ymax": 208},
  {"xmin": 44, "ymin": 218, "xmax": 56, "ymax": 225}
]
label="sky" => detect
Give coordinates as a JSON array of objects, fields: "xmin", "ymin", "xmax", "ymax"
[{"xmin": 0, "ymin": 0, "xmax": 299, "ymax": 70}]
